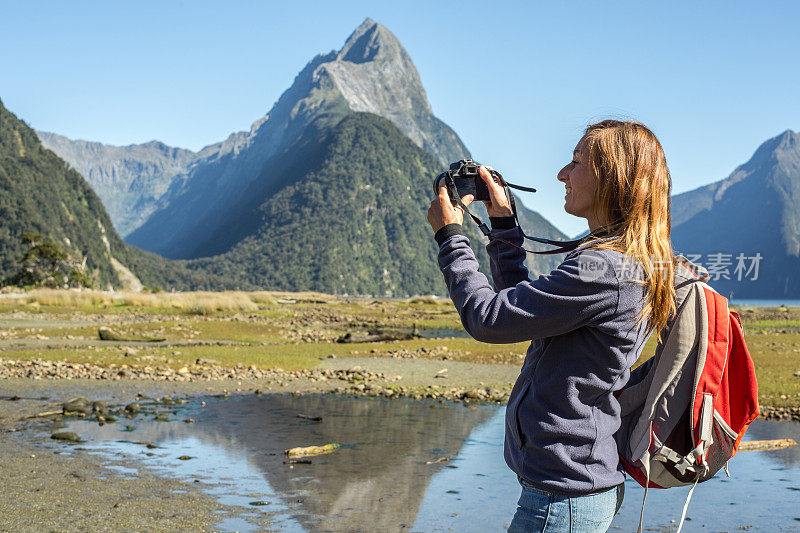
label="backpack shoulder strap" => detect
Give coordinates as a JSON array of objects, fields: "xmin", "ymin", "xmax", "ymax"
[
  {"xmin": 617, "ymin": 256, "xmax": 708, "ymax": 460},
  {"xmin": 626, "ymin": 281, "xmax": 708, "ymax": 462}
]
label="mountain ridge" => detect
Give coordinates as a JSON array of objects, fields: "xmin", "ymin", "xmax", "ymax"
[
  {"xmin": 36, "ymin": 131, "xmax": 199, "ymax": 236},
  {"xmin": 671, "ymin": 129, "xmax": 800, "ymax": 297}
]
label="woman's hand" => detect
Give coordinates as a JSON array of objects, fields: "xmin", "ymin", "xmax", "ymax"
[
  {"xmin": 427, "ymin": 186, "xmax": 474, "ymax": 233},
  {"xmin": 479, "ymin": 165, "xmax": 513, "ymax": 217}
]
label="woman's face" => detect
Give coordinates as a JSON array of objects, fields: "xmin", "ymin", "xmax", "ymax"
[{"xmin": 557, "ymin": 135, "xmax": 599, "ymax": 224}]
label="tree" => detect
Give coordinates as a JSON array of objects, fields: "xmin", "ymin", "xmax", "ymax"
[{"xmin": 3, "ymin": 234, "xmax": 93, "ymax": 288}]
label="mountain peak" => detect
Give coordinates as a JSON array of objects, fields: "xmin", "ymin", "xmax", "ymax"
[
  {"xmin": 196, "ymin": 17, "xmax": 466, "ymax": 168},
  {"xmin": 776, "ymin": 129, "xmax": 800, "ymax": 150},
  {"xmin": 124, "ymin": 19, "xmax": 469, "ymax": 256},
  {"xmin": 739, "ymin": 128, "xmax": 800, "ymax": 171},
  {"xmin": 338, "ymin": 18, "xmax": 403, "ymax": 64}
]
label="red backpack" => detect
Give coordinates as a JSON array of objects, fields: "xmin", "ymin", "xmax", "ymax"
[{"xmin": 614, "ymin": 256, "xmax": 760, "ymax": 532}]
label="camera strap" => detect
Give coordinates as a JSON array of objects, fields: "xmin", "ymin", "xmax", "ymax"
[{"xmin": 443, "ymin": 172, "xmax": 587, "ymax": 256}]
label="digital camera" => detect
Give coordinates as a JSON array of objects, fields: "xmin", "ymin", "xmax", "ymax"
[{"xmin": 432, "ymin": 159, "xmax": 503, "ymax": 203}]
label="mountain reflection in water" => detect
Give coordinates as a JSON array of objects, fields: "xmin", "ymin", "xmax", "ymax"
[
  {"xmin": 200, "ymin": 395, "xmax": 495, "ymax": 531},
  {"xmin": 69, "ymin": 394, "xmax": 497, "ymax": 531},
  {"xmin": 66, "ymin": 395, "xmax": 800, "ymax": 532}
]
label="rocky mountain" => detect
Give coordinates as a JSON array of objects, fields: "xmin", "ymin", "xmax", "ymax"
[
  {"xmin": 671, "ymin": 129, "xmax": 800, "ymax": 298},
  {"xmin": 0, "ymin": 99, "xmax": 230, "ymax": 291},
  {"xmin": 319, "ymin": 18, "xmax": 469, "ymax": 165},
  {"xmin": 123, "ymin": 18, "xmax": 471, "ymax": 259},
  {"xmin": 35, "ymin": 131, "xmax": 198, "ymax": 236}
]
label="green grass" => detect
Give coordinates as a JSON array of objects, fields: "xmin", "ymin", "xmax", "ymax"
[
  {"xmin": 1, "ymin": 292, "xmax": 799, "ymax": 407},
  {"xmin": 741, "ymin": 331, "xmax": 800, "ymax": 408},
  {"xmin": 743, "ymin": 320, "xmax": 800, "ymax": 328},
  {"xmin": 631, "ymin": 330, "xmax": 800, "ymax": 408},
  {"xmin": 4, "ymin": 344, "xmax": 322, "ymax": 372}
]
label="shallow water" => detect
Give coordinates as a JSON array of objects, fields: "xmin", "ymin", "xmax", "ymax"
[
  {"xmin": 418, "ymin": 327, "xmax": 471, "ymax": 339},
  {"xmin": 63, "ymin": 395, "xmax": 800, "ymax": 532},
  {"xmin": 730, "ymin": 299, "xmax": 800, "ymax": 307}
]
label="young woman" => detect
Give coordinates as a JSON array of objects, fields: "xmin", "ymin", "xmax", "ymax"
[{"xmin": 427, "ymin": 120, "xmax": 675, "ymax": 532}]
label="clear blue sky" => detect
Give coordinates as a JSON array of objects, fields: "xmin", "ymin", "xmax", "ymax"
[{"xmin": 2, "ymin": 0, "xmax": 798, "ymax": 237}]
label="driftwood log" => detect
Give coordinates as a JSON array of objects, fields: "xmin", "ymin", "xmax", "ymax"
[
  {"xmin": 336, "ymin": 326, "xmax": 421, "ymax": 344},
  {"xmin": 738, "ymin": 438, "xmax": 797, "ymax": 452},
  {"xmin": 285, "ymin": 443, "xmax": 340, "ymax": 457},
  {"xmin": 98, "ymin": 326, "xmax": 166, "ymax": 342},
  {"xmin": 28, "ymin": 410, "xmax": 62, "ymax": 418}
]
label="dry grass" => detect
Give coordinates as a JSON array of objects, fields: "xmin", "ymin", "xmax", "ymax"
[
  {"xmin": 407, "ymin": 295, "xmax": 450, "ymax": 306},
  {"xmin": 0, "ymin": 289, "xmax": 268, "ymax": 314}
]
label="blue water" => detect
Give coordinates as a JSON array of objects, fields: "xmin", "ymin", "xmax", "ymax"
[
  {"xmin": 415, "ymin": 412, "xmax": 800, "ymax": 532},
  {"xmin": 60, "ymin": 395, "xmax": 800, "ymax": 532},
  {"xmin": 730, "ymin": 299, "xmax": 800, "ymax": 307}
]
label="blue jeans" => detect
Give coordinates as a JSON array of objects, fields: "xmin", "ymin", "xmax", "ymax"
[{"xmin": 507, "ymin": 478, "xmax": 624, "ymax": 532}]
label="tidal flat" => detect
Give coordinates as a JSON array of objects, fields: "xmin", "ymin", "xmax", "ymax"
[
  {"xmin": 1, "ymin": 289, "xmax": 799, "ymax": 530},
  {"xmin": 1, "ymin": 289, "xmax": 798, "ymax": 410}
]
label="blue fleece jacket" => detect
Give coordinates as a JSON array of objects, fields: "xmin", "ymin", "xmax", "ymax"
[{"xmin": 435, "ymin": 221, "xmax": 649, "ymax": 495}]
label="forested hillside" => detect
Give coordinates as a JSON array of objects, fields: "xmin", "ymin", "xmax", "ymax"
[
  {"xmin": 186, "ymin": 113, "xmax": 508, "ymax": 295},
  {"xmin": 0, "ymin": 99, "xmax": 231, "ymax": 291}
]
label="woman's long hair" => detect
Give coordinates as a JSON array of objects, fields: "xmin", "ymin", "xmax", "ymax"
[{"xmin": 582, "ymin": 120, "xmax": 675, "ymax": 337}]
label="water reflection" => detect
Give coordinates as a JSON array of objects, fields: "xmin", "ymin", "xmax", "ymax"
[
  {"xmin": 69, "ymin": 394, "xmax": 495, "ymax": 532},
  {"xmin": 65, "ymin": 396, "xmax": 800, "ymax": 532},
  {"xmin": 201, "ymin": 395, "xmax": 495, "ymax": 531},
  {"xmin": 418, "ymin": 327, "xmax": 471, "ymax": 339}
]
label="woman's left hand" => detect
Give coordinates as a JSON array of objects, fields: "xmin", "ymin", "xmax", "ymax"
[{"xmin": 427, "ymin": 186, "xmax": 474, "ymax": 233}]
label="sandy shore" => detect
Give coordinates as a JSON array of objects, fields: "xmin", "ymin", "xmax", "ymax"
[{"xmin": 0, "ymin": 392, "xmax": 254, "ymax": 532}]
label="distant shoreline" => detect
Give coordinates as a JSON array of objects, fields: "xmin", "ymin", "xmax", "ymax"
[{"xmin": 731, "ymin": 299, "xmax": 800, "ymax": 307}]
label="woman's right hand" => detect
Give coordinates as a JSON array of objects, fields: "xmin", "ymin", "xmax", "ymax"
[{"xmin": 478, "ymin": 165, "xmax": 513, "ymax": 217}]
